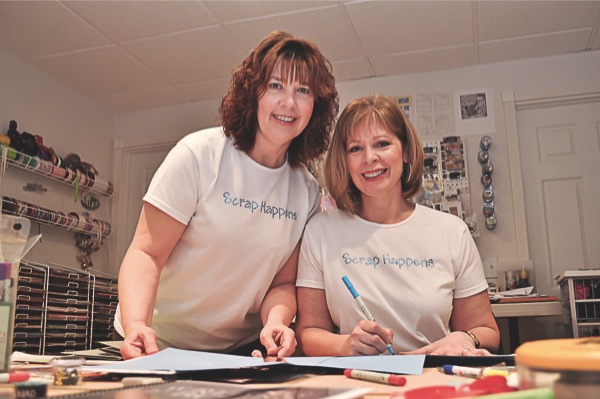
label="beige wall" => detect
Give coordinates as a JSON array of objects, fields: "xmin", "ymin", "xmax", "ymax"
[
  {"xmin": 2, "ymin": 44, "xmax": 600, "ymax": 278},
  {"xmin": 113, "ymin": 50, "xmax": 600, "ymax": 270},
  {"xmin": 0, "ymin": 48, "xmax": 114, "ymax": 273}
]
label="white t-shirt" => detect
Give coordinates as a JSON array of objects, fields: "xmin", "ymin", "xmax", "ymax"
[
  {"xmin": 115, "ymin": 127, "xmax": 320, "ymax": 352},
  {"xmin": 297, "ymin": 204, "xmax": 487, "ymax": 351}
]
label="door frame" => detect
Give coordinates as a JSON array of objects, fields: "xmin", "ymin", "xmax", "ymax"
[
  {"xmin": 110, "ymin": 136, "xmax": 178, "ymax": 276},
  {"xmin": 502, "ymin": 87, "xmax": 600, "ymax": 261}
]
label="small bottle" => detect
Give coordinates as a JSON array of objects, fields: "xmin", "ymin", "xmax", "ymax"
[
  {"xmin": 519, "ymin": 267, "xmax": 530, "ymax": 288},
  {"xmin": 505, "ymin": 271, "xmax": 518, "ymax": 291}
]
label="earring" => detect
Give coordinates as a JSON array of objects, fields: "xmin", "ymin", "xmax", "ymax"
[{"xmin": 403, "ymin": 163, "xmax": 412, "ymax": 182}]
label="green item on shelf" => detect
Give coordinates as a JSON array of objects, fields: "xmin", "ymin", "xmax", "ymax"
[{"xmin": 0, "ymin": 145, "xmax": 18, "ymax": 160}]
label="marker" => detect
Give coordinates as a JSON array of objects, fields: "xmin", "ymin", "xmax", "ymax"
[
  {"xmin": 342, "ymin": 275, "xmax": 395, "ymax": 355},
  {"xmin": 441, "ymin": 365, "xmax": 510, "ymax": 378},
  {"xmin": 0, "ymin": 372, "xmax": 30, "ymax": 383},
  {"xmin": 344, "ymin": 369, "xmax": 406, "ymax": 386}
]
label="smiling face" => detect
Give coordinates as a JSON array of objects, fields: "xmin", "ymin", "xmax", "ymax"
[
  {"xmin": 255, "ymin": 64, "xmax": 315, "ymax": 153},
  {"xmin": 345, "ymin": 119, "xmax": 407, "ymax": 204}
]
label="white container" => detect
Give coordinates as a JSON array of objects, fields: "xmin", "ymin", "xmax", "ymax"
[{"xmin": 516, "ymin": 338, "xmax": 600, "ymax": 399}]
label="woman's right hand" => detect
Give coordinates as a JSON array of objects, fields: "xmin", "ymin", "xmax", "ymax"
[
  {"xmin": 121, "ymin": 322, "xmax": 160, "ymax": 359},
  {"xmin": 342, "ymin": 320, "xmax": 394, "ymax": 356}
]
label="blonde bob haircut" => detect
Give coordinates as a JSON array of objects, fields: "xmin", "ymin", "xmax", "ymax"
[{"xmin": 325, "ymin": 95, "xmax": 424, "ymax": 214}]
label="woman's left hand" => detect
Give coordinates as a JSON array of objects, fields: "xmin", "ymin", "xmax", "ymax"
[
  {"xmin": 401, "ymin": 331, "xmax": 492, "ymax": 356},
  {"xmin": 256, "ymin": 323, "xmax": 297, "ymax": 358}
]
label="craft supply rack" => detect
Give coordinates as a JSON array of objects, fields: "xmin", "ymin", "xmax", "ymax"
[
  {"xmin": 12, "ymin": 261, "xmax": 117, "ymax": 355},
  {"xmin": 1, "ymin": 146, "xmax": 114, "ymax": 197},
  {"xmin": 557, "ymin": 269, "xmax": 600, "ymax": 338}
]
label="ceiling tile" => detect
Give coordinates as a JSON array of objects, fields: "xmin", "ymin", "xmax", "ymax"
[
  {"xmin": 121, "ymin": 26, "xmax": 244, "ymax": 85},
  {"xmin": 478, "ymin": 1, "xmax": 600, "ymax": 41},
  {"xmin": 592, "ymin": 30, "xmax": 600, "ymax": 50},
  {"xmin": 176, "ymin": 78, "xmax": 231, "ymax": 104},
  {"xmin": 0, "ymin": 1, "xmax": 108, "ymax": 60},
  {"xmin": 331, "ymin": 59, "xmax": 373, "ymax": 82},
  {"xmin": 96, "ymin": 86, "xmax": 190, "ymax": 114},
  {"xmin": 32, "ymin": 46, "xmax": 167, "ymax": 98},
  {"xmin": 1, "ymin": 0, "xmax": 597, "ymax": 114},
  {"xmin": 203, "ymin": 1, "xmax": 334, "ymax": 23},
  {"xmin": 479, "ymin": 30, "xmax": 592, "ymax": 64},
  {"xmin": 370, "ymin": 45, "xmax": 475, "ymax": 77},
  {"xmin": 345, "ymin": 1, "xmax": 473, "ymax": 56},
  {"xmin": 225, "ymin": 6, "xmax": 363, "ymax": 63},
  {"xmin": 63, "ymin": 1, "xmax": 218, "ymax": 43}
]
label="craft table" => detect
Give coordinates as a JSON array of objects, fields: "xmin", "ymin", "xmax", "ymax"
[
  {"xmin": 491, "ymin": 296, "xmax": 562, "ymax": 353},
  {"xmin": 0, "ymin": 369, "xmax": 494, "ymax": 399}
]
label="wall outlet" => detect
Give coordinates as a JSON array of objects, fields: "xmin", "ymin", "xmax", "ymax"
[{"xmin": 484, "ymin": 256, "xmax": 498, "ymax": 278}]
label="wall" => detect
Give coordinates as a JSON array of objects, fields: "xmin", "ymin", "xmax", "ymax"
[
  {"xmin": 0, "ymin": 48, "xmax": 115, "ymax": 274},
  {"xmin": 336, "ymin": 50, "xmax": 600, "ymax": 269},
  {"xmin": 113, "ymin": 50, "xmax": 600, "ymax": 272},
  {"xmin": 3, "ymin": 44, "xmax": 599, "ymax": 282},
  {"xmin": 3, "ymin": 43, "xmax": 599, "ymax": 345}
]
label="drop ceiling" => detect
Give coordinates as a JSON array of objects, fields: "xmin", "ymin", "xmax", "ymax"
[{"xmin": 1, "ymin": 1, "xmax": 598, "ymax": 114}]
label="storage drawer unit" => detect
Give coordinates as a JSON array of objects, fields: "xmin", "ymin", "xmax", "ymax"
[
  {"xmin": 557, "ymin": 270, "xmax": 600, "ymax": 338},
  {"xmin": 13, "ymin": 261, "xmax": 118, "ymax": 355}
]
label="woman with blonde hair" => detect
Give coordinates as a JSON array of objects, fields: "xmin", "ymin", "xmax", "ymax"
[{"xmin": 296, "ymin": 95, "xmax": 498, "ymax": 356}]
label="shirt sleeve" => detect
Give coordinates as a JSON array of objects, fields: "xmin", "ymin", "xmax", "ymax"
[
  {"xmin": 143, "ymin": 141, "xmax": 201, "ymax": 225},
  {"xmin": 296, "ymin": 218, "xmax": 326, "ymax": 289},
  {"xmin": 453, "ymin": 224, "xmax": 489, "ymax": 298}
]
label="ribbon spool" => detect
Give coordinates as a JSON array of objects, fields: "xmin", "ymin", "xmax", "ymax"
[{"xmin": 479, "ymin": 135, "xmax": 496, "ymax": 231}]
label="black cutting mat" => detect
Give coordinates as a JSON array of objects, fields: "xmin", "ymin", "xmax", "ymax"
[{"xmin": 424, "ymin": 354, "xmax": 515, "ymax": 368}]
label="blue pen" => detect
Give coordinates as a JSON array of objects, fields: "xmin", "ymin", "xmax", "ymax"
[{"xmin": 342, "ymin": 275, "xmax": 395, "ymax": 355}]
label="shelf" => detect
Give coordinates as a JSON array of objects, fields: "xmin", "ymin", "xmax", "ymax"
[
  {"xmin": 13, "ymin": 261, "xmax": 117, "ymax": 355},
  {"xmin": 2, "ymin": 196, "xmax": 112, "ymax": 238},
  {"xmin": 556, "ymin": 269, "xmax": 600, "ymax": 283},
  {"xmin": 1, "ymin": 145, "xmax": 114, "ymax": 198},
  {"xmin": 559, "ymin": 271, "xmax": 600, "ymax": 338}
]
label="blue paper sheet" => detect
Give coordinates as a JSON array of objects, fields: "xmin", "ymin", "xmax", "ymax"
[
  {"xmin": 86, "ymin": 348, "xmax": 425, "ymax": 375},
  {"xmin": 284, "ymin": 355, "xmax": 425, "ymax": 375}
]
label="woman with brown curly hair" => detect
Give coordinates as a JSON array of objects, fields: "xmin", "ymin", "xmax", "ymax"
[
  {"xmin": 295, "ymin": 95, "xmax": 499, "ymax": 357},
  {"xmin": 115, "ymin": 31, "xmax": 338, "ymax": 359}
]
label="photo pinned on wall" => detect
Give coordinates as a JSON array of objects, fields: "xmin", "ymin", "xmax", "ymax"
[
  {"xmin": 413, "ymin": 92, "xmax": 452, "ymax": 138},
  {"xmin": 460, "ymin": 93, "xmax": 487, "ymax": 119},
  {"xmin": 421, "ymin": 144, "xmax": 443, "ymax": 201},
  {"xmin": 394, "ymin": 96, "xmax": 412, "ymax": 121},
  {"xmin": 440, "ymin": 136, "xmax": 465, "ymax": 179},
  {"xmin": 453, "ymin": 88, "xmax": 495, "ymax": 136},
  {"xmin": 416, "ymin": 136, "xmax": 479, "ymax": 237},
  {"xmin": 438, "ymin": 201, "xmax": 463, "ymax": 218}
]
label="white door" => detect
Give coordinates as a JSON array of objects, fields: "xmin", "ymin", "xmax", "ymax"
[
  {"xmin": 517, "ymin": 101, "xmax": 600, "ymax": 298},
  {"xmin": 110, "ymin": 140, "xmax": 175, "ymax": 275}
]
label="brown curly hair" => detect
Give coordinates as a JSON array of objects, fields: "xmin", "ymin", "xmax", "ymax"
[
  {"xmin": 325, "ymin": 95, "xmax": 424, "ymax": 214},
  {"xmin": 219, "ymin": 31, "xmax": 338, "ymax": 168}
]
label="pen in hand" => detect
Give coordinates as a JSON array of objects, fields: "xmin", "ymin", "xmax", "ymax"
[{"xmin": 341, "ymin": 275, "xmax": 395, "ymax": 355}]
